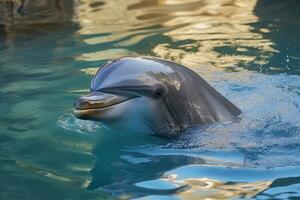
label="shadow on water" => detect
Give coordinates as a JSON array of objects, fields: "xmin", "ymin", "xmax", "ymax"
[{"xmin": 1, "ymin": 0, "xmax": 300, "ymax": 200}]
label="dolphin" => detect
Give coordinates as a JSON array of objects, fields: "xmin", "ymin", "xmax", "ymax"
[{"xmin": 74, "ymin": 57, "xmax": 241, "ymax": 136}]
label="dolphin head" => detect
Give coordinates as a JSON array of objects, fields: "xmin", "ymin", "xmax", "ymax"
[
  {"xmin": 74, "ymin": 57, "xmax": 180, "ymax": 135},
  {"xmin": 74, "ymin": 57, "xmax": 241, "ymax": 135}
]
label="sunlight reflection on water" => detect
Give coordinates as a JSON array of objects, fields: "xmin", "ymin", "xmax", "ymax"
[{"xmin": 0, "ymin": 0, "xmax": 300, "ymax": 199}]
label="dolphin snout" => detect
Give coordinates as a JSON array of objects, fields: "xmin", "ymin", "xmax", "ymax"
[
  {"xmin": 74, "ymin": 92, "xmax": 135, "ymax": 115},
  {"xmin": 74, "ymin": 96, "xmax": 88, "ymax": 110},
  {"xmin": 74, "ymin": 94, "xmax": 101, "ymax": 110}
]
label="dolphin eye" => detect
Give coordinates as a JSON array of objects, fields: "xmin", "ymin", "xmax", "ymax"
[{"xmin": 152, "ymin": 84, "xmax": 165, "ymax": 99}]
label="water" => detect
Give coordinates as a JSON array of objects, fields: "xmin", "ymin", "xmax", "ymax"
[{"xmin": 0, "ymin": 0, "xmax": 300, "ymax": 199}]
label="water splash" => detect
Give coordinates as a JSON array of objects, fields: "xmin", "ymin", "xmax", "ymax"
[{"xmin": 57, "ymin": 113, "xmax": 105, "ymax": 134}]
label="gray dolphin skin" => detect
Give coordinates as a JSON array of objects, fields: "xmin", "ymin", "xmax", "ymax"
[{"xmin": 74, "ymin": 57, "xmax": 241, "ymax": 136}]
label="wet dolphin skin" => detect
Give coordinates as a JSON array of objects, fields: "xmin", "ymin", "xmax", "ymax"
[{"xmin": 74, "ymin": 57, "xmax": 241, "ymax": 136}]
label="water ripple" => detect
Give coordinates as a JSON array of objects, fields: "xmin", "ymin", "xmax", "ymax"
[{"xmin": 57, "ymin": 113, "xmax": 105, "ymax": 134}]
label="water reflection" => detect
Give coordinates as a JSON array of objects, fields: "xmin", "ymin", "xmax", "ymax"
[
  {"xmin": 1, "ymin": 0, "xmax": 300, "ymax": 200},
  {"xmin": 88, "ymin": 130, "xmax": 300, "ymax": 199},
  {"xmin": 75, "ymin": 0, "xmax": 276, "ymax": 72},
  {"xmin": 253, "ymin": 0, "xmax": 300, "ymax": 74}
]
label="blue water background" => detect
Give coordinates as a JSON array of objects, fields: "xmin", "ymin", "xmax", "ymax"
[{"xmin": 0, "ymin": 0, "xmax": 300, "ymax": 199}]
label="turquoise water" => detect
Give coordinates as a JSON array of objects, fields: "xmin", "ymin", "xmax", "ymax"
[{"xmin": 0, "ymin": 0, "xmax": 300, "ymax": 199}]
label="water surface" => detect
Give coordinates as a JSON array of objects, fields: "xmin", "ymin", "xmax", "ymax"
[{"xmin": 0, "ymin": 0, "xmax": 300, "ymax": 199}]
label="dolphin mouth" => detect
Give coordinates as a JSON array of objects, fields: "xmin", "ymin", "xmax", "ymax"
[{"xmin": 74, "ymin": 92, "xmax": 135, "ymax": 117}]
